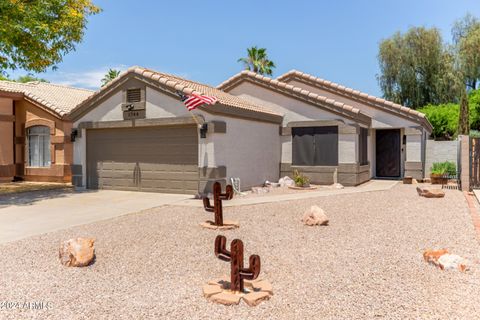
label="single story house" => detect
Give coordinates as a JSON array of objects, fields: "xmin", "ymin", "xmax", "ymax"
[
  {"xmin": 218, "ymin": 70, "xmax": 433, "ymax": 185},
  {"xmin": 67, "ymin": 67, "xmax": 283, "ymax": 194},
  {"xmin": 0, "ymin": 81, "xmax": 93, "ymax": 182},
  {"xmin": 0, "ymin": 66, "xmax": 432, "ymax": 193}
]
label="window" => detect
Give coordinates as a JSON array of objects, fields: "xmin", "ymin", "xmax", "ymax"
[
  {"xmin": 292, "ymin": 126, "xmax": 338, "ymax": 166},
  {"xmin": 359, "ymin": 127, "xmax": 368, "ymax": 165},
  {"xmin": 27, "ymin": 126, "xmax": 51, "ymax": 167}
]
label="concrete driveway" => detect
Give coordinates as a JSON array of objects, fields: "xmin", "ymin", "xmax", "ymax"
[{"xmin": 0, "ymin": 189, "xmax": 192, "ymax": 244}]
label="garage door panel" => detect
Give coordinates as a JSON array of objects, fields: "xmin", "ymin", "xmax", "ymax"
[
  {"xmin": 140, "ymin": 163, "xmax": 197, "ymax": 172},
  {"xmin": 98, "ymin": 170, "xmax": 134, "ymax": 179},
  {"xmin": 141, "ymin": 171, "xmax": 199, "ymax": 181},
  {"xmin": 87, "ymin": 126, "xmax": 198, "ymax": 194},
  {"xmin": 100, "ymin": 162, "xmax": 137, "ymax": 171},
  {"xmin": 100, "ymin": 178, "xmax": 138, "ymax": 187}
]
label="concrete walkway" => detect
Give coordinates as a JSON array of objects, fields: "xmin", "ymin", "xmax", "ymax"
[
  {"xmin": 0, "ymin": 189, "xmax": 191, "ymax": 244},
  {"xmin": 175, "ymin": 179, "xmax": 399, "ymax": 207}
]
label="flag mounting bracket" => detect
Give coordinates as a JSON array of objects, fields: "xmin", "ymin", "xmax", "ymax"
[{"xmin": 199, "ymin": 123, "xmax": 208, "ymax": 138}]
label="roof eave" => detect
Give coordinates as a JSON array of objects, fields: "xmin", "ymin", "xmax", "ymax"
[
  {"xmin": 219, "ymin": 73, "xmax": 372, "ymax": 127},
  {"xmin": 68, "ymin": 69, "xmax": 282, "ymax": 124}
]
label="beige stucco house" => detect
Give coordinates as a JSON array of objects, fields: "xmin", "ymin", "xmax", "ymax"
[
  {"xmin": 0, "ymin": 66, "xmax": 432, "ymax": 194},
  {"xmin": 218, "ymin": 70, "xmax": 433, "ymax": 185},
  {"xmin": 68, "ymin": 67, "xmax": 283, "ymax": 194},
  {"xmin": 0, "ymin": 81, "xmax": 92, "ymax": 182}
]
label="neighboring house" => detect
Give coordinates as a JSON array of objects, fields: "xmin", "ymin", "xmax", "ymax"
[
  {"xmin": 218, "ymin": 70, "xmax": 433, "ymax": 185},
  {"xmin": 67, "ymin": 67, "xmax": 282, "ymax": 194},
  {"xmin": 0, "ymin": 81, "xmax": 93, "ymax": 182}
]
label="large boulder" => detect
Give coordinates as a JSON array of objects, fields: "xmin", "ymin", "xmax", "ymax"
[
  {"xmin": 302, "ymin": 205, "xmax": 329, "ymax": 226},
  {"xmin": 59, "ymin": 238, "xmax": 95, "ymax": 267},
  {"xmin": 416, "ymin": 187, "xmax": 445, "ymax": 198}
]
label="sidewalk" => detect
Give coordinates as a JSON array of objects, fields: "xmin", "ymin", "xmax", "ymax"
[{"xmin": 174, "ymin": 179, "xmax": 399, "ymax": 207}]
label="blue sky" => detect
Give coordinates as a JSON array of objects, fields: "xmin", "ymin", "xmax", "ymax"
[{"xmin": 12, "ymin": 0, "xmax": 480, "ymax": 96}]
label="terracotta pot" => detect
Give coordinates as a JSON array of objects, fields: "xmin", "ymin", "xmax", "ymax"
[{"xmin": 430, "ymin": 173, "xmax": 447, "ymax": 185}]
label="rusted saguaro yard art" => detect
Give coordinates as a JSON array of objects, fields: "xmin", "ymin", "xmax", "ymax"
[
  {"xmin": 203, "ymin": 235, "xmax": 273, "ymax": 306},
  {"xmin": 215, "ymin": 235, "xmax": 260, "ymax": 292},
  {"xmin": 200, "ymin": 182, "xmax": 239, "ymax": 230}
]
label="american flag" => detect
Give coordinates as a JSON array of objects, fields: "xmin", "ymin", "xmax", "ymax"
[{"xmin": 176, "ymin": 91, "xmax": 218, "ymax": 111}]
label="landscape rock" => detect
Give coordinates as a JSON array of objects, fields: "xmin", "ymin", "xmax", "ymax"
[
  {"xmin": 278, "ymin": 176, "xmax": 294, "ymax": 187},
  {"xmin": 403, "ymin": 176, "xmax": 413, "ymax": 184},
  {"xmin": 423, "ymin": 249, "xmax": 470, "ymax": 272},
  {"xmin": 203, "ymin": 284, "xmax": 222, "ymax": 298},
  {"xmin": 251, "ymin": 187, "xmax": 270, "ymax": 194},
  {"xmin": 331, "ymin": 183, "xmax": 344, "ymax": 189},
  {"xmin": 59, "ymin": 238, "xmax": 95, "ymax": 267},
  {"xmin": 423, "ymin": 249, "xmax": 449, "ymax": 266},
  {"xmin": 302, "ymin": 205, "xmax": 329, "ymax": 226},
  {"xmin": 243, "ymin": 291, "xmax": 271, "ymax": 306},
  {"xmin": 200, "ymin": 220, "xmax": 239, "ymax": 230},
  {"xmin": 438, "ymin": 254, "xmax": 470, "ymax": 272},
  {"xmin": 416, "ymin": 187, "xmax": 445, "ymax": 198},
  {"xmin": 209, "ymin": 291, "xmax": 242, "ymax": 305}
]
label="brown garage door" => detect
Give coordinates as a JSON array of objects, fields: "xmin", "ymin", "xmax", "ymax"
[{"xmin": 86, "ymin": 125, "xmax": 198, "ymax": 194}]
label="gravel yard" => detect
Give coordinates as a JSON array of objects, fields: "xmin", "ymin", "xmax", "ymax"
[{"xmin": 0, "ymin": 184, "xmax": 479, "ymax": 319}]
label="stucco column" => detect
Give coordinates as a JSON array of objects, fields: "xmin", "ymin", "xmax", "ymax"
[
  {"xmin": 404, "ymin": 127, "xmax": 423, "ymax": 179},
  {"xmin": 459, "ymin": 135, "xmax": 470, "ymax": 191}
]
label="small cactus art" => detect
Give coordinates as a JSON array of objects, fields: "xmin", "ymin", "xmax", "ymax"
[
  {"xmin": 214, "ymin": 235, "xmax": 260, "ymax": 292},
  {"xmin": 203, "ymin": 182, "xmax": 234, "ymax": 226}
]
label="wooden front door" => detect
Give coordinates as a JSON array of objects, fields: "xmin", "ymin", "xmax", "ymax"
[{"xmin": 376, "ymin": 129, "xmax": 401, "ymax": 178}]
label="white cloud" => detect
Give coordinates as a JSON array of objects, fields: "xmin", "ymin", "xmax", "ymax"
[{"xmin": 44, "ymin": 65, "xmax": 128, "ymax": 89}]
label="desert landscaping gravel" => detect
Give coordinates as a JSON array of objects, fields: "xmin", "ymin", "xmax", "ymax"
[{"xmin": 0, "ymin": 183, "xmax": 479, "ymax": 319}]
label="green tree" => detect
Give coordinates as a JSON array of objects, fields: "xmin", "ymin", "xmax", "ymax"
[
  {"xmin": 458, "ymin": 88, "xmax": 470, "ymax": 135},
  {"xmin": 0, "ymin": 0, "xmax": 101, "ymax": 73},
  {"xmin": 237, "ymin": 46, "xmax": 276, "ymax": 76},
  {"xmin": 377, "ymin": 27, "xmax": 459, "ymax": 108},
  {"xmin": 16, "ymin": 74, "xmax": 49, "ymax": 83},
  {"xmin": 101, "ymin": 69, "xmax": 121, "ymax": 87},
  {"xmin": 453, "ymin": 14, "xmax": 480, "ymax": 89}
]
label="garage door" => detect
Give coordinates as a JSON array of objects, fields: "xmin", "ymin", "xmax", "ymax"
[{"xmin": 86, "ymin": 125, "xmax": 198, "ymax": 194}]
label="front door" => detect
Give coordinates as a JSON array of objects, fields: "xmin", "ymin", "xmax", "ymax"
[{"xmin": 376, "ymin": 129, "xmax": 401, "ymax": 178}]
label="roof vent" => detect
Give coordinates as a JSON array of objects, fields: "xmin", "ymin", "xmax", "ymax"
[{"xmin": 126, "ymin": 88, "xmax": 142, "ymax": 103}]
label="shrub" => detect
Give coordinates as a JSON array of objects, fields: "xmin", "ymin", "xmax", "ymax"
[
  {"xmin": 418, "ymin": 103, "xmax": 459, "ymax": 139},
  {"xmin": 293, "ymin": 169, "xmax": 310, "ymax": 187},
  {"xmin": 418, "ymin": 88, "xmax": 480, "ymax": 140},
  {"xmin": 430, "ymin": 161, "xmax": 456, "ymax": 175}
]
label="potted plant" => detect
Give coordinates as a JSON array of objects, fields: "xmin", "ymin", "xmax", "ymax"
[
  {"xmin": 293, "ymin": 169, "xmax": 310, "ymax": 188},
  {"xmin": 430, "ymin": 161, "xmax": 456, "ymax": 184}
]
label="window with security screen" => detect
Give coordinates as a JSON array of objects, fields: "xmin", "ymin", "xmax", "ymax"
[
  {"xmin": 292, "ymin": 126, "xmax": 338, "ymax": 166},
  {"xmin": 359, "ymin": 127, "xmax": 369, "ymax": 165}
]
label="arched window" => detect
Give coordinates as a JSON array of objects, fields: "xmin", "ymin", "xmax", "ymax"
[{"xmin": 27, "ymin": 126, "xmax": 51, "ymax": 167}]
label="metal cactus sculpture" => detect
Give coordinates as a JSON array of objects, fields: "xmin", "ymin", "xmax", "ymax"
[
  {"xmin": 214, "ymin": 235, "xmax": 261, "ymax": 292},
  {"xmin": 203, "ymin": 182, "xmax": 234, "ymax": 226}
]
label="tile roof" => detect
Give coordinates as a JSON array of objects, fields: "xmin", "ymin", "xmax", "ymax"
[
  {"xmin": 0, "ymin": 80, "xmax": 94, "ymax": 117},
  {"xmin": 277, "ymin": 70, "xmax": 433, "ymax": 131},
  {"xmin": 217, "ymin": 70, "xmax": 371, "ymax": 125},
  {"xmin": 69, "ymin": 66, "xmax": 282, "ymax": 122}
]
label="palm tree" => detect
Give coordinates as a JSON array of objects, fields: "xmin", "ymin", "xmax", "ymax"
[
  {"xmin": 101, "ymin": 68, "xmax": 121, "ymax": 87},
  {"xmin": 237, "ymin": 46, "xmax": 276, "ymax": 76}
]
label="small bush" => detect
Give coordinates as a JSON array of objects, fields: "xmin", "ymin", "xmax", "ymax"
[
  {"xmin": 418, "ymin": 103, "xmax": 460, "ymax": 140},
  {"xmin": 293, "ymin": 169, "xmax": 310, "ymax": 187},
  {"xmin": 470, "ymin": 130, "xmax": 480, "ymax": 138},
  {"xmin": 418, "ymin": 88, "xmax": 480, "ymax": 140},
  {"xmin": 430, "ymin": 161, "xmax": 456, "ymax": 175}
]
